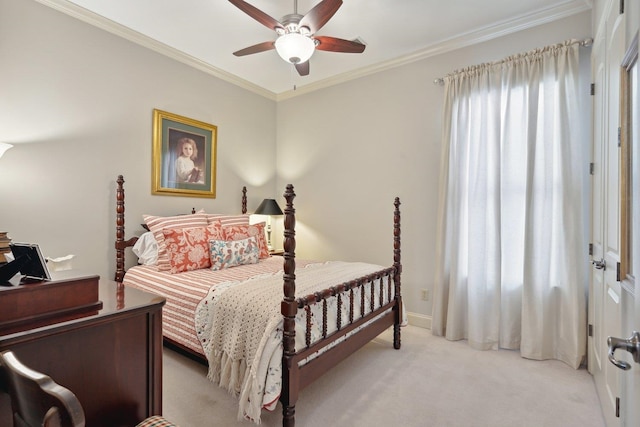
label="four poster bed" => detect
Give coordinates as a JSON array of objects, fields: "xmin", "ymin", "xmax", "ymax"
[{"xmin": 114, "ymin": 175, "xmax": 402, "ymax": 427}]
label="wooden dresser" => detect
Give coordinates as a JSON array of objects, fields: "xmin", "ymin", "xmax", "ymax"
[{"xmin": 0, "ymin": 272, "xmax": 165, "ymax": 427}]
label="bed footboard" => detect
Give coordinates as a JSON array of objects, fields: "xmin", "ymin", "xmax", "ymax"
[
  {"xmin": 280, "ymin": 186, "xmax": 402, "ymax": 427},
  {"xmin": 294, "ymin": 267, "xmax": 398, "ymax": 383}
]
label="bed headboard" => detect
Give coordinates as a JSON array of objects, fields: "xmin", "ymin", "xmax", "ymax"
[{"xmin": 114, "ymin": 175, "xmax": 248, "ymax": 282}]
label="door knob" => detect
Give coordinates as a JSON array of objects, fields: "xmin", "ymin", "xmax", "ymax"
[
  {"xmin": 607, "ymin": 331, "xmax": 640, "ymax": 370},
  {"xmin": 592, "ymin": 259, "xmax": 606, "ymax": 270}
]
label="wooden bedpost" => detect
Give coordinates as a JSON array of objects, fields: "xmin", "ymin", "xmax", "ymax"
[
  {"xmin": 281, "ymin": 184, "xmax": 298, "ymax": 427},
  {"xmin": 114, "ymin": 175, "xmax": 139, "ymax": 282},
  {"xmin": 393, "ymin": 197, "xmax": 402, "ymax": 350},
  {"xmin": 242, "ymin": 186, "xmax": 247, "ymax": 214},
  {"xmin": 115, "ymin": 175, "xmax": 126, "ymax": 283}
]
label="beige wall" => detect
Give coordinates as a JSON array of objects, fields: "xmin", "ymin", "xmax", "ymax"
[
  {"xmin": 0, "ymin": 0, "xmax": 277, "ymax": 281},
  {"xmin": 0, "ymin": 0, "xmax": 592, "ymax": 326},
  {"xmin": 277, "ymin": 11, "xmax": 592, "ymax": 324}
]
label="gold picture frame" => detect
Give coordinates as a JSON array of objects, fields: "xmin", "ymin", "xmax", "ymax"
[{"xmin": 152, "ymin": 109, "xmax": 217, "ymax": 198}]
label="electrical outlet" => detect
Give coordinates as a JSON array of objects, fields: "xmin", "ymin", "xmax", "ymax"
[{"xmin": 421, "ymin": 289, "xmax": 429, "ymax": 301}]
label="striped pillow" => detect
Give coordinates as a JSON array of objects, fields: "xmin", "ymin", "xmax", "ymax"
[
  {"xmin": 205, "ymin": 214, "xmax": 250, "ymax": 227},
  {"xmin": 143, "ymin": 213, "xmax": 208, "ymax": 271}
]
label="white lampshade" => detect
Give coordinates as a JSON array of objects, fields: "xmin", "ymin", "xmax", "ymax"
[
  {"xmin": 275, "ymin": 33, "xmax": 315, "ymax": 64},
  {"xmin": 0, "ymin": 142, "xmax": 13, "ymax": 159}
]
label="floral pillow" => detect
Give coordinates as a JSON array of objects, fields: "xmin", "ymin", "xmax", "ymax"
[
  {"xmin": 206, "ymin": 219, "xmax": 225, "ymax": 239},
  {"xmin": 161, "ymin": 223, "xmax": 226, "ymax": 274},
  {"xmin": 222, "ymin": 222, "xmax": 269, "ymax": 259},
  {"xmin": 143, "ymin": 212, "xmax": 208, "ymax": 272},
  {"xmin": 210, "ymin": 236, "xmax": 259, "ymax": 271}
]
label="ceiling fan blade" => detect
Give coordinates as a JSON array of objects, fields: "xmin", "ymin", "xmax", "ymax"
[
  {"xmin": 299, "ymin": 0, "xmax": 343, "ymax": 34},
  {"xmin": 233, "ymin": 41, "xmax": 275, "ymax": 56},
  {"xmin": 315, "ymin": 36, "xmax": 366, "ymax": 53},
  {"xmin": 295, "ymin": 61, "xmax": 310, "ymax": 76},
  {"xmin": 228, "ymin": 0, "xmax": 284, "ymax": 31}
]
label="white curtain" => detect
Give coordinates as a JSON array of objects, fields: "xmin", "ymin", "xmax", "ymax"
[{"xmin": 432, "ymin": 40, "xmax": 587, "ymax": 368}]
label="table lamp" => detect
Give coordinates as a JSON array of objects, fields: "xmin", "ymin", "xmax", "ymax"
[{"xmin": 254, "ymin": 199, "xmax": 283, "ymax": 251}]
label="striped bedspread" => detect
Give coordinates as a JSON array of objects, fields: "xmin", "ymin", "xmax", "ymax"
[{"xmin": 122, "ymin": 257, "xmax": 315, "ymax": 355}]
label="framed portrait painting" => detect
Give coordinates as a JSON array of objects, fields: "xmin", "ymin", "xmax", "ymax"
[{"xmin": 152, "ymin": 109, "xmax": 217, "ymax": 198}]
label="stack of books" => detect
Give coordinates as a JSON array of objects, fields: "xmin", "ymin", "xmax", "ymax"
[{"xmin": 0, "ymin": 232, "xmax": 11, "ymax": 264}]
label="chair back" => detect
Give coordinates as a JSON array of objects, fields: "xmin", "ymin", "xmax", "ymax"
[{"xmin": 0, "ymin": 351, "xmax": 85, "ymax": 427}]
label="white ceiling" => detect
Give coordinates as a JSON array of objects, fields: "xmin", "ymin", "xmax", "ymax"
[{"xmin": 38, "ymin": 0, "xmax": 592, "ymax": 99}]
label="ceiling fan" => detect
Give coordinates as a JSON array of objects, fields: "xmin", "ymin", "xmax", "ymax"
[{"xmin": 229, "ymin": 0, "xmax": 366, "ymax": 76}]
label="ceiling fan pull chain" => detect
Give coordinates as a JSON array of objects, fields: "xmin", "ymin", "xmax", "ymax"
[{"xmin": 290, "ymin": 64, "xmax": 297, "ymax": 91}]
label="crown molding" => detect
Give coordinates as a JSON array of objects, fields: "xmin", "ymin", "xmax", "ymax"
[
  {"xmin": 276, "ymin": 0, "xmax": 592, "ymax": 100},
  {"xmin": 34, "ymin": 0, "xmax": 278, "ymax": 100},
  {"xmin": 36, "ymin": 0, "xmax": 590, "ymax": 102}
]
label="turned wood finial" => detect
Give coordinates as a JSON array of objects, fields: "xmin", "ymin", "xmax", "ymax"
[
  {"xmin": 115, "ymin": 175, "xmax": 126, "ymax": 282},
  {"xmin": 281, "ymin": 184, "xmax": 297, "ymax": 427},
  {"xmin": 394, "ymin": 197, "xmax": 401, "ymax": 271},
  {"xmin": 282, "ymin": 183, "xmax": 297, "ymax": 336},
  {"xmin": 242, "ymin": 186, "xmax": 247, "ymax": 214},
  {"xmin": 393, "ymin": 196, "xmax": 402, "ymax": 350}
]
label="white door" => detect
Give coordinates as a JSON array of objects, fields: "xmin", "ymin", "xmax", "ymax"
[
  {"xmin": 626, "ymin": 46, "xmax": 640, "ymax": 426},
  {"xmin": 630, "ymin": 50, "xmax": 640, "ymax": 425},
  {"xmin": 605, "ymin": 6, "xmax": 625, "ymax": 424},
  {"xmin": 589, "ymin": 25, "xmax": 612, "ymax": 423},
  {"xmin": 610, "ymin": 31, "xmax": 640, "ymax": 426},
  {"xmin": 590, "ymin": 3, "xmax": 625, "ymax": 426}
]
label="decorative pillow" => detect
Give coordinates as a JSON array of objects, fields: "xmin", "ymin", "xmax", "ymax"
[
  {"xmin": 162, "ymin": 226, "xmax": 211, "ymax": 273},
  {"xmin": 160, "ymin": 222, "xmax": 227, "ymax": 274},
  {"xmin": 205, "ymin": 219, "xmax": 225, "ymax": 240},
  {"xmin": 132, "ymin": 232, "xmax": 158, "ymax": 266},
  {"xmin": 143, "ymin": 213, "xmax": 208, "ymax": 271},
  {"xmin": 210, "ymin": 236, "xmax": 259, "ymax": 270},
  {"xmin": 222, "ymin": 222, "xmax": 269, "ymax": 259},
  {"xmin": 206, "ymin": 214, "xmax": 250, "ymax": 227},
  {"xmin": 143, "ymin": 209, "xmax": 204, "ymax": 231}
]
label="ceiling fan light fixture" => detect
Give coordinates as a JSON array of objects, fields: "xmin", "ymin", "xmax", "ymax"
[{"xmin": 275, "ymin": 32, "xmax": 315, "ymax": 64}]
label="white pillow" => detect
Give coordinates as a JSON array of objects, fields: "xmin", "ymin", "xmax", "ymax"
[{"xmin": 132, "ymin": 232, "xmax": 158, "ymax": 265}]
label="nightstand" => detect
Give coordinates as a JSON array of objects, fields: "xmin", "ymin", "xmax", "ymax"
[{"xmin": 269, "ymin": 249, "xmax": 284, "ymax": 256}]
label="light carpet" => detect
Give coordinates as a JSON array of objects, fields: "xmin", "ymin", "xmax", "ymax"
[{"xmin": 162, "ymin": 325, "xmax": 605, "ymax": 427}]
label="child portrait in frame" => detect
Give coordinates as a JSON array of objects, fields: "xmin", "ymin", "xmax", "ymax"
[{"xmin": 152, "ymin": 109, "xmax": 217, "ymax": 198}]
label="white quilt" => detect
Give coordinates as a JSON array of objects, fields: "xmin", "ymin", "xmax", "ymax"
[{"xmin": 194, "ymin": 261, "xmax": 392, "ymax": 423}]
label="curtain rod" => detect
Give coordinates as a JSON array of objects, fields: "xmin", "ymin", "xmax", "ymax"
[{"xmin": 432, "ymin": 37, "xmax": 593, "ymax": 86}]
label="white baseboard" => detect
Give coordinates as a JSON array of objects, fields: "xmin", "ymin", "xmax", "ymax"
[{"xmin": 407, "ymin": 311, "xmax": 432, "ymax": 329}]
